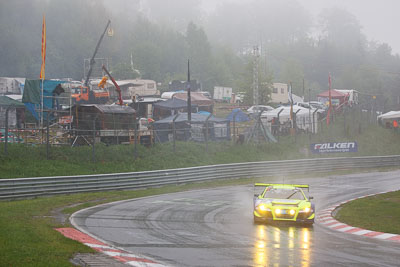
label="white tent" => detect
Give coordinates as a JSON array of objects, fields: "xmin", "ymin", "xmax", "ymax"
[
  {"xmin": 335, "ymin": 89, "xmax": 359, "ymax": 105},
  {"xmin": 290, "ymin": 93, "xmax": 304, "ymax": 104},
  {"xmin": 377, "ymin": 111, "xmax": 400, "ymax": 120},
  {"xmin": 161, "ymin": 91, "xmax": 178, "ymax": 99},
  {"xmin": 261, "ymin": 105, "xmax": 319, "ymax": 133}
]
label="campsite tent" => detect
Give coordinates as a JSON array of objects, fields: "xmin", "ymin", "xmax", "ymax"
[
  {"xmin": 290, "ymin": 93, "xmax": 304, "ymax": 104},
  {"xmin": 226, "ymin": 108, "xmax": 250, "ymax": 122},
  {"xmin": 261, "ymin": 105, "xmax": 319, "ymax": 133},
  {"xmin": 377, "ymin": 111, "xmax": 400, "ymax": 120},
  {"xmin": 153, "ymin": 112, "xmax": 230, "ymax": 142},
  {"xmin": 317, "ymin": 89, "xmax": 347, "ymax": 107},
  {"xmin": 335, "ymin": 89, "xmax": 358, "ymax": 105},
  {"xmin": 173, "ymin": 92, "xmax": 214, "ymax": 113},
  {"xmin": 152, "ymin": 98, "xmax": 198, "ymax": 120},
  {"xmin": 377, "ymin": 111, "xmax": 400, "ymax": 128}
]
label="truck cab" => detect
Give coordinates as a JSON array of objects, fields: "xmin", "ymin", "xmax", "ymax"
[{"xmin": 71, "ymin": 85, "xmax": 89, "ymax": 103}]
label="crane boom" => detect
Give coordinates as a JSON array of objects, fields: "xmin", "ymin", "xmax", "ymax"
[
  {"xmin": 84, "ymin": 20, "xmax": 111, "ymax": 88},
  {"xmin": 102, "ymin": 65, "xmax": 123, "ymax": 106}
]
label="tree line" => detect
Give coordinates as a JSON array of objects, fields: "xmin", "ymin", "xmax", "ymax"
[{"xmin": 1, "ymin": 0, "xmax": 400, "ymax": 110}]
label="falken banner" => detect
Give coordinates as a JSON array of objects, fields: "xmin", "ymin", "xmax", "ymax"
[{"xmin": 310, "ymin": 142, "xmax": 358, "ymax": 154}]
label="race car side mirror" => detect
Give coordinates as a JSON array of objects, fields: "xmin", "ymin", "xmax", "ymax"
[
  {"xmin": 309, "ymin": 196, "xmax": 314, "ymax": 200},
  {"xmin": 254, "ymin": 194, "xmax": 259, "ymax": 197}
]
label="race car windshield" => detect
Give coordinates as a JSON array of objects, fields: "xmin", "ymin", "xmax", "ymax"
[{"xmin": 263, "ymin": 188, "xmax": 305, "ymax": 200}]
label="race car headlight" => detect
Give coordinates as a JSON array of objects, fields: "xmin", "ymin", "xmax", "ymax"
[
  {"xmin": 289, "ymin": 209, "xmax": 295, "ymax": 215},
  {"xmin": 257, "ymin": 204, "xmax": 270, "ymax": 211},
  {"xmin": 275, "ymin": 208, "xmax": 281, "ymax": 214},
  {"xmin": 298, "ymin": 207, "xmax": 312, "ymax": 213}
]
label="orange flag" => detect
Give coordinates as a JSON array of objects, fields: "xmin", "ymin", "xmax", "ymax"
[{"xmin": 39, "ymin": 15, "xmax": 46, "ymax": 80}]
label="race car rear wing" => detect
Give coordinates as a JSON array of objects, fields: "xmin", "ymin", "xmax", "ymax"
[{"xmin": 254, "ymin": 183, "xmax": 310, "ymax": 192}]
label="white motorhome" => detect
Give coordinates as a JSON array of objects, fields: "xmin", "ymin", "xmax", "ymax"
[
  {"xmin": 213, "ymin": 86, "xmax": 232, "ymax": 102},
  {"xmin": 0, "ymin": 77, "xmax": 25, "ymax": 95},
  {"xmin": 96, "ymin": 79, "xmax": 159, "ymax": 100},
  {"xmin": 335, "ymin": 89, "xmax": 359, "ymax": 105}
]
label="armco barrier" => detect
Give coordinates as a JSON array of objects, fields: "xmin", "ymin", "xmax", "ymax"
[{"xmin": 1, "ymin": 155, "xmax": 399, "ymax": 200}]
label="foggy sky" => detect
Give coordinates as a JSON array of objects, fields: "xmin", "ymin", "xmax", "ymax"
[{"xmin": 201, "ymin": 0, "xmax": 400, "ymax": 54}]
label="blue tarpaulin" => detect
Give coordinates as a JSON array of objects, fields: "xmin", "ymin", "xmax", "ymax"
[
  {"xmin": 197, "ymin": 111, "xmax": 211, "ymax": 116},
  {"xmin": 22, "ymin": 79, "xmax": 65, "ymax": 121},
  {"xmin": 226, "ymin": 108, "xmax": 250, "ymax": 122}
]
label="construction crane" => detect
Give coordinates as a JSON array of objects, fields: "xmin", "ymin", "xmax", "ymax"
[
  {"xmin": 72, "ymin": 20, "xmax": 111, "ymax": 104},
  {"xmin": 102, "ymin": 65, "xmax": 123, "ymax": 106},
  {"xmin": 84, "ymin": 20, "xmax": 111, "ymax": 88}
]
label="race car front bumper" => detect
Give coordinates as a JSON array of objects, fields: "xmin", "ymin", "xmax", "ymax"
[{"xmin": 254, "ymin": 209, "xmax": 315, "ymax": 224}]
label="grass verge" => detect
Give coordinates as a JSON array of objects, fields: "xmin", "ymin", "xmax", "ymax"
[
  {"xmin": 334, "ymin": 190, "xmax": 400, "ymax": 234},
  {"xmin": 1, "ymin": 118, "xmax": 400, "ymax": 179}
]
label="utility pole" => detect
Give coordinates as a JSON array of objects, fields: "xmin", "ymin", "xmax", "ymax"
[
  {"xmin": 308, "ymin": 85, "xmax": 311, "ymax": 140},
  {"xmin": 253, "ymin": 46, "xmax": 260, "ymax": 111},
  {"xmin": 253, "ymin": 46, "xmax": 260, "ymax": 141},
  {"xmin": 187, "ymin": 59, "xmax": 191, "ymax": 123},
  {"xmin": 264, "ymin": 45, "xmax": 267, "ymax": 75}
]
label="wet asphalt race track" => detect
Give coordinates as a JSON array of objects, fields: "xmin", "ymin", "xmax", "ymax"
[{"xmin": 72, "ymin": 171, "xmax": 400, "ymax": 267}]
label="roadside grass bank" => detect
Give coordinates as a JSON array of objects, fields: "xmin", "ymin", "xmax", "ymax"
[
  {"xmin": 334, "ymin": 190, "xmax": 400, "ymax": 235},
  {"xmin": 1, "ymin": 118, "xmax": 400, "ymax": 178},
  {"xmin": 0, "ymin": 168, "xmax": 397, "ymax": 266}
]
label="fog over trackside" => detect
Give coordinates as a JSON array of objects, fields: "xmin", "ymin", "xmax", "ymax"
[
  {"xmin": 201, "ymin": 0, "xmax": 400, "ymax": 54},
  {"xmin": 2, "ymin": 0, "xmax": 400, "ymax": 109}
]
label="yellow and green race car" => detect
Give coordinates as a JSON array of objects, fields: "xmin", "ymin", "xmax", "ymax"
[{"xmin": 253, "ymin": 183, "xmax": 315, "ymax": 225}]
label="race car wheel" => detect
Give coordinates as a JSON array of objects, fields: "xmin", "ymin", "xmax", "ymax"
[
  {"xmin": 253, "ymin": 215, "xmax": 262, "ymax": 224},
  {"xmin": 302, "ymin": 219, "xmax": 314, "ymax": 227}
]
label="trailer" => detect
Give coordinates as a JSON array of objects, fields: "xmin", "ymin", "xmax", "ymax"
[
  {"xmin": 213, "ymin": 86, "xmax": 232, "ymax": 102},
  {"xmin": 71, "ymin": 104, "xmax": 153, "ymax": 146}
]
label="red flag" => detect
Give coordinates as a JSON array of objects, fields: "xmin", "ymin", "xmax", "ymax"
[
  {"xmin": 39, "ymin": 15, "xmax": 46, "ymax": 80},
  {"xmin": 327, "ymin": 73, "xmax": 332, "ymax": 126}
]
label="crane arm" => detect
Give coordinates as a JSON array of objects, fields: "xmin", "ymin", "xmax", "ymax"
[
  {"xmin": 84, "ymin": 20, "xmax": 111, "ymax": 88},
  {"xmin": 102, "ymin": 65, "xmax": 123, "ymax": 106}
]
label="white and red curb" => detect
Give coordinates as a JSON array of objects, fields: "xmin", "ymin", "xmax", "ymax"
[
  {"xmin": 56, "ymin": 228, "xmax": 167, "ymax": 266},
  {"xmin": 316, "ymin": 190, "xmax": 400, "ymax": 243}
]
